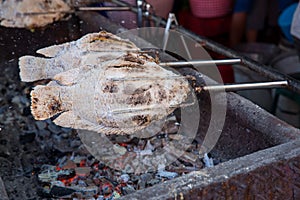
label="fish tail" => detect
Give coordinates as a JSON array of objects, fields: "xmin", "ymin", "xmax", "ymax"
[
  {"xmin": 31, "ymin": 85, "xmax": 63, "ymax": 120},
  {"xmin": 19, "ymin": 56, "xmax": 50, "ymax": 82}
]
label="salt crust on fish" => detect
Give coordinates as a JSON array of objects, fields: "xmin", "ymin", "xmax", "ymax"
[
  {"xmin": 19, "ymin": 31, "xmax": 191, "ymax": 135},
  {"xmin": 0, "ymin": 0, "xmax": 70, "ymax": 28}
]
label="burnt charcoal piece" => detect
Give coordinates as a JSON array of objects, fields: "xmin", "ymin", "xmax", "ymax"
[
  {"xmin": 50, "ymin": 185, "xmax": 76, "ymax": 198},
  {"xmin": 19, "ymin": 132, "xmax": 36, "ymax": 144}
]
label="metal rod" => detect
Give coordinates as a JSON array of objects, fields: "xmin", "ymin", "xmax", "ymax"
[
  {"xmin": 203, "ymin": 81, "xmax": 288, "ymax": 92},
  {"xmin": 136, "ymin": 0, "xmax": 144, "ymax": 27},
  {"xmin": 109, "ymin": 75, "xmax": 185, "ymax": 81},
  {"xmin": 77, "ymin": 6, "xmax": 131, "ymax": 11},
  {"xmin": 19, "ymin": 7, "xmax": 131, "ymax": 16},
  {"xmin": 160, "ymin": 59, "xmax": 241, "ymax": 67},
  {"xmin": 18, "ymin": 10, "xmax": 74, "ymax": 16}
]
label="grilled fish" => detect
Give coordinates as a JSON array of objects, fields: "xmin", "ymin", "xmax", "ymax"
[
  {"xmin": 19, "ymin": 32, "xmax": 191, "ymax": 135},
  {"xmin": 0, "ymin": 0, "xmax": 70, "ymax": 28}
]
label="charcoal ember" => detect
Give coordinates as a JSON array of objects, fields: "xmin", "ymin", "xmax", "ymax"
[
  {"xmin": 61, "ymin": 127, "xmax": 72, "ymax": 133},
  {"xmin": 150, "ymin": 138, "xmax": 163, "ymax": 149},
  {"xmin": 130, "ymin": 175, "xmax": 139, "ymax": 183},
  {"xmin": 162, "ymin": 120, "xmax": 179, "ymax": 134},
  {"xmin": 0, "ymin": 139, "xmax": 7, "ymax": 145},
  {"xmin": 51, "ymin": 180, "xmax": 65, "ymax": 187},
  {"xmin": 114, "ymin": 135, "xmax": 133, "ymax": 143},
  {"xmin": 203, "ymin": 153, "xmax": 214, "ymax": 167},
  {"xmin": 70, "ymin": 138, "xmax": 82, "ymax": 148},
  {"xmin": 38, "ymin": 165, "xmax": 75, "ymax": 183},
  {"xmin": 35, "ymin": 121, "xmax": 47, "ymax": 130},
  {"xmin": 70, "ymin": 155, "xmax": 87, "ymax": 165},
  {"xmin": 126, "ymin": 144, "xmax": 134, "ymax": 152},
  {"xmin": 100, "ymin": 169, "xmax": 114, "ymax": 181},
  {"xmin": 21, "ymin": 153, "xmax": 34, "ymax": 174},
  {"xmin": 50, "ymin": 185, "xmax": 76, "ymax": 198},
  {"xmin": 0, "ymin": 105, "xmax": 9, "ymax": 115},
  {"xmin": 76, "ymin": 144, "xmax": 91, "ymax": 155},
  {"xmin": 11, "ymin": 95, "xmax": 30, "ymax": 109},
  {"xmin": 22, "ymin": 106, "xmax": 31, "ymax": 116},
  {"xmin": 168, "ymin": 133, "xmax": 184, "ymax": 140},
  {"xmin": 112, "ymin": 144, "xmax": 127, "ymax": 156},
  {"xmin": 121, "ymin": 184, "xmax": 136, "ymax": 195},
  {"xmin": 75, "ymin": 167, "xmax": 91, "ymax": 177},
  {"xmin": 48, "ymin": 123, "xmax": 62, "ymax": 134},
  {"xmin": 93, "ymin": 172, "xmax": 104, "ymax": 186},
  {"xmin": 101, "ymin": 182, "xmax": 113, "ymax": 195},
  {"xmin": 146, "ymin": 178, "xmax": 161, "ymax": 186},
  {"xmin": 52, "ymin": 136, "xmax": 76, "ymax": 153},
  {"xmin": 78, "ymin": 180, "xmax": 87, "ymax": 187},
  {"xmin": 0, "ymin": 177, "xmax": 9, "ymax": 200},
  {"xmin": 136, "ymin": 139, "xmax": 147, "ymax": 150},
  {"xmin": 156, "ymin": 133, "xmax": 167, "ymax": 139},
  {"xmin": 119, "ymin": 174, "xmax": 130, "ymax": 183},
  {"xmin": 110, "ymin": 191, "xmax": 122, "ymax": 199},
  {"xmin": 60, "ymin": 132, "xmax": 70, "ymax": 139},
  {"xmin": 138, "ymin": 156, "xmax": 156, "ymax": 171},
  {"xmin": 37, "ymin": 129, "xmax": 51, "ymax": 138},
  {"xmin": 19, "ymin": 131, "xmax": 36, "ymax": 144},
  {"xmin": 60, "ymin": 159, "xmax": 77, "ymax": 170},
  {"xmin": 97, "ymin": 195, "xmax": 105, "ymax": 200},
  {"xmin": 72, "ymin": 186, "xmax": 99, "ymax": 198},
  {"xmin": 137, "ymin": 173, "xmax": 153, "ymax": 189},
  {"xmin": 0, "ymin": 145, "xmax": 10, "ymax": 158},
  {"xmin": 156, "ymin": 170, "xmax": 178, "ymax": 179},
  {"xmin": 0, "ymin": 158, "xmax": 12, "ymax": 177}
]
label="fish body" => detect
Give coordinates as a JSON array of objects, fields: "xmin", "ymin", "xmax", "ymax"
[{"xmin": 19, "ymin": 31, "xmax": 191, "ymax": 135}]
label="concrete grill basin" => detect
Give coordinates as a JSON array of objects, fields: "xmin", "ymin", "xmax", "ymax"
[{"xmin": 1, "ymin": 10, "xmax": 300, "ymax": 199}]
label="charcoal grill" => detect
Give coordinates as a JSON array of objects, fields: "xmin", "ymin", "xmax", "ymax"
[{"xmin": 1, "ymin": 1, "xmax": 300, "ymax": 199}]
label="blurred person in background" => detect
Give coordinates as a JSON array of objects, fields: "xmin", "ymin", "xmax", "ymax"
[
  {"xmin": 179, "ymin": 0, "xmax": 233, "ymax": 40},
  {"xmin": 229, "ymin": 0, "xmax": 252, "ymax": 47},
  {"xmin": 230, "ymin": 0, "xmax": 296, "ymax": 47},
  {"xmin": 291, "ymin": 1, "xmax": 300, "ymax": 59}
]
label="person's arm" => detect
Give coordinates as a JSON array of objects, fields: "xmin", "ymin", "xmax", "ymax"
[{"xmin": 229, "ymin": 0, "xmax": 253, "ymax": 46}]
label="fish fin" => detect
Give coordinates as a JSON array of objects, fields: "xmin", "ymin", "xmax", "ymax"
[
  {"xmin": 36, "ymin": 43, "xmax": 72, "ymax": 58},
  {"xmin": 31, "ymin": 85, "xmax": 63, "ymax": 120},
  {"xmin": 78, "ymin": 31, "xmax": 114, "ymax": 43},
  {"xmin": 53, "ymin": 111, "xmax": 78, "ymax": 128},
  {"xmin": 54, "ymin": 112, "xmax": 138, "ymax": 135},
  {"xmin": 53, "ymin": 68, "xmax": 80, "ymax": 86},
  {"xmin": 53, "ymin": 112, "xmax": 106, "ymax": 132},
  {"xmin": 19, "ymin": 56, "xmax": 50, "ymax": 82},
  {"xmin": 0, "ymin": 20, "xmax": 16, "ymax": 28}
]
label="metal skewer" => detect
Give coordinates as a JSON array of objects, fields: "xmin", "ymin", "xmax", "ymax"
[
  {"xmin": 203, "ymin": 80, "xmax": 288, "ymax": 92},
  {"xmin": 160, "ymin": 59, "xmax": 241, "ymax": 67},
  {"xmin": 77, "ymin": 6, "xmax": 131, "ymax": 11},
  {"xmin": 18, "ymin": 7, "xmax": 131, "ymax": 16},
  {"xmin": 110, "ymin": 81, "xmax": 288, "ymax": 114}
]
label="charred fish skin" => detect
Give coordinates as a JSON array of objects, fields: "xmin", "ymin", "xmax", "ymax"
[{"xmin": 19, "ymin": 31, "xmax": 191, "ymax": 135}]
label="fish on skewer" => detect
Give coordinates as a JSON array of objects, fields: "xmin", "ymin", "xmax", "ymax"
[
  {"xmin": 0, "ymin": 0, "xmax": 71, "ymax": 28},
  {"xmin": 19, "ymin": 31, "xmax": 140, "ymax": 83},
  {"xmin": 19, "ymin": 32, "xmax": 192, "ymax": 135}
]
